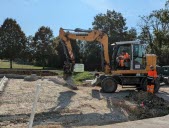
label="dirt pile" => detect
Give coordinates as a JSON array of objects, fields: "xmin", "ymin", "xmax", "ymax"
[{"xmin": 126, "ymin": 91, "xmax": 169, "ymax": 119}]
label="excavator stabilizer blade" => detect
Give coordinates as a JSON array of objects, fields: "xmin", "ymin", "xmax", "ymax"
[{"xmin": 91, "ymin": 76, "xmax": 101, "ymax": 86}]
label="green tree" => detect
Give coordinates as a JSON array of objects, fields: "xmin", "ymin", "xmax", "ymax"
[
  {"xmin": 138, "ymin": 1, "xmax": 169, "ymax": 65},
  {"xmin": 125, "ymin": 28, "xmax": 137, "ymax": 41},
  {"xmin": 33, "ymin": 26, "xmax": 54, "ymax": 69},
  {"xmin": 86, "ymin": 10, "xmax": 137, "ymax": 70},
  {"xmin": 53, "ymin": 37, "xmax": 66, "ymax": 68},
  {"xmin": 165, "ymin": 0, "xmax": 169, "ymax": 8},
  {"xmin": 92, "ymin": 10, "xmax": 137, "ymax": 43},
  {"xmin": 70, "ymin": 39, "xmax": 81, "ymax": 63},
  {"xmin": 23, "ymin": 35, "xmax": 35, "ymax": 63},
  {"xmin": 82, "ymin": 42, "xmax": 102, "ymax": 71},
  {"xmin": 0, "ymin": 18, "xmax": 27, "ymax": 68}
]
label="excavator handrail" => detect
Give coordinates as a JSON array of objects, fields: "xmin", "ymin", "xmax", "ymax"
[{"xmin": 61, "ymin": 28, "xmax": 93, "ymax": 33}]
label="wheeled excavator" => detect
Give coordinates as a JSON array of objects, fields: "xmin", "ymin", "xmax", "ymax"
[{"xmin": 59, "ymin": 28, "xmax": 160, "ymax": 93}]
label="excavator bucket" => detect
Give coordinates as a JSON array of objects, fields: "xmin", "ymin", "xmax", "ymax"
[
  {"xmin": 62, "ymin": 62, "xmax": 78, "ymax": 90},
  {"xmin": 64, "ymin": 74, "xmax": 78, "ymax": 90}
]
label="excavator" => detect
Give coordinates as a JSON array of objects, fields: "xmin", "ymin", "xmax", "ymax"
[{"xmin": 59, "ymin": 28, "xmax": 160, "ymax": 93}]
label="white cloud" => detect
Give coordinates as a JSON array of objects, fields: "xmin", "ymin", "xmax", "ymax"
[{"xmin": 80, "ymin": 0, "xmax": 116, "ymax": 12}]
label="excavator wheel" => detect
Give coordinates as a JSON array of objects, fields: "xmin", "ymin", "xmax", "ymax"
[
  {"xmin": 141, "ymin": 78, "xmax": 160, "ymax": 93},
  {"xmin": 101, "ymin": 77, "xmax": 117, "ymax": 93}
]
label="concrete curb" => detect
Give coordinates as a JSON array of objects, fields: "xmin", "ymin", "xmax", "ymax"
[
  {"xmin": 0, "ymin": 74, "xmax": 26, "ymax": 79},
  {"xmin": 0, "ymin": 74, "xmax": 42, "ymax": 79},
  {"xmin": 0, "ymin": 76, "xmax": 9, "ymax": 92}
]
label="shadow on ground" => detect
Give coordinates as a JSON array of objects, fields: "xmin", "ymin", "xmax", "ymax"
[
  {"xmin": 157, "ymin": 84, "xmax": 169, "ymax": 102},
  {"xmin": 0, "ymin": 90, "xmax": 133, "ymax": 127},
  {"xmin": 49, "ymin": 90, "xmax": 76, "ymax": 111},
  {"xmin": 0, "ymin": 111, "xmax": 128, "ymax": 127},
  {"xmin": 2, "ymin": 87, "xmax": 169, "ymax": 127}
]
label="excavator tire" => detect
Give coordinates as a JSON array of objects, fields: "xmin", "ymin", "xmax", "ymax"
[
  {"xmin": 101, "ymin": 77, "xmax": 117, "ymax": 93},
  {"xmin": 141, "ymin": 78, "xmax": 160, "ymax": 93}
]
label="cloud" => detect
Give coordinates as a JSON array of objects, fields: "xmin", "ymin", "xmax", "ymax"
[{"xmin": 80, "ymin": 0, "xmax": 115, "ymax": 12}]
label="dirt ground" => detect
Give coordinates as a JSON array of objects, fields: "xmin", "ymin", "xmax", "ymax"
[{"xmin": 0, "ymin": 77, "xmax": 169, "ymax": 128}]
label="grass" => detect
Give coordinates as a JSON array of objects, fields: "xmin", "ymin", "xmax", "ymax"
[
  {"xmin": 0, "ymin": 60, "xmax": 94, "ymax": 83},
  {"xmin": 0, "ymin": 60, "xmax": 43, "ymax": 69},
  {"xmin": 73, "ymin": 71, "xmax": 94, "ymax": 84}
]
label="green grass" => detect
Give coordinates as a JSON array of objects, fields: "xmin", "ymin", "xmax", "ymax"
[
  {"xmin": 73, "ymin": 71, "xmax": 94, "ymax": 84},
  {"xmin": 0, "ymin": 60, "xmax": 43, "ymax": 69}
]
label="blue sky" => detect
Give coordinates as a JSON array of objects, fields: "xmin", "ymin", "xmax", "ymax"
[{"xmin": 0, "ymin": 0, "xmax": 166, "ymax": 36}]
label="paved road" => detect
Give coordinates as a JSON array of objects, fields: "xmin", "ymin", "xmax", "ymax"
[{"xmin": 96, "ymin": 114, "xmax": 169, "ymax": 128}]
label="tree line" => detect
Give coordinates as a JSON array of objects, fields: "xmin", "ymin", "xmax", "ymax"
[{"xmin": 0, "ymin": 1, "xmax": 168, "ymax": 70}]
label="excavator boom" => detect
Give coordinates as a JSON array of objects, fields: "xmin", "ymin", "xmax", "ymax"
[{"xmin": 59, "ymin": 28, "xmax": 111, "ymax": 74}]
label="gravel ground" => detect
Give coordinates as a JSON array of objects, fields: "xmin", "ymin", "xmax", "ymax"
[{"xmin": 0, "ymin": 77, "xmax": 169, "ymax": 128}]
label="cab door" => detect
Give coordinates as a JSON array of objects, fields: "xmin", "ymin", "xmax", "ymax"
[
  {"xmin": 112, "ymin": 44, "xmax": 131, "ymax": 70},
  {"xmin": 132, "ymin": 44, "xmax": 146, "ymax": 70}
]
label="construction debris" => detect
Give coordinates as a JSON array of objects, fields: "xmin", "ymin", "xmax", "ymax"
[
  {"xmin": 126, "ymin": 91, "xmax": 169, "ymax": 119},
  {"xmin": 24, "ymin": 74, "xmax": 39, "ymax": 81}
]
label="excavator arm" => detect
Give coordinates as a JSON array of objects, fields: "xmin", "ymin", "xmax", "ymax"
[{"xmin": 59, "ymin": 28, "xmax": 111, "ymax": 74}]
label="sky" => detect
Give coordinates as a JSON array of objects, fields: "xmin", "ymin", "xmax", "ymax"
[{"xmin": 0, "ymin": 0, "xmax": 167, "ymax": 36}]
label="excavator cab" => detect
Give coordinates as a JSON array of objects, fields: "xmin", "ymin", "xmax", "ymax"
[{"xmin": 112, "ymin": 41, "xmax": 146, "ymax": 71}]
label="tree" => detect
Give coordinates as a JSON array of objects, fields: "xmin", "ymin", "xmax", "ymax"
[
  {"xmin": 82, "ymin": 42, "xmax": 102, "ymax": 71},
  {"xmin": 125, "ymin": 28, "xmax": 137, "ymax": 41},
  {"xmin": 0, "ymin": 18, "xmax": 27, "ymax": 68},
  {"xmin": 165, "ymin": 0, "xmax": 169, "ymax": 9},
  {"xmin": 92, "ymin": 10, "xmax": 137, "ymax": 42},
  {"xmin": 138, "ymin": 1, "xmax": 169, "ymax": 65},
  {"xmin": 53, "ymin": 37, "xmax": 81, "ymax": 69},
  {"xmin": 70, "ymin": 39, "xmax": 81, "ymax": 63},
  {"xmin": 88, "ymin": 10, "xmax": 137, "ymax": 70},
  {"xmin": 33, "ymin": 26, "xmax": 54, "ymax": 69},
  {"xmin": 51, "ymin": 37, "xmax": 64, "ymax": 69},
  {"xmin": 22, "ymin": 35, "xmax": 35, "ymax": 63}
]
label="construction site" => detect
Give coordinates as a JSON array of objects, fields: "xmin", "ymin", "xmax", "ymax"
[
  {"xmin": 1, "ymin": 1, "xmax": 169, "ymax": 128},
  {"xmin": 0, "ymin": 25, "xmax": 169, "ymax": 128},
  {"xmin": 0, "ymin": 74, "xmax": 169, "ymax": 128},
  {"xmin": 0, "ymin": 27, "xmax": 169, "ymax": 128}
]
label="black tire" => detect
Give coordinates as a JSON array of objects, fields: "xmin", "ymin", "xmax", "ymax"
[
  {"xmin": 101, "ymin": 77, "xmax": 117, "ymax": 93},
  {"xmin": 141, "ymin": 78, "xmax": 160, "ymax": 93}
]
